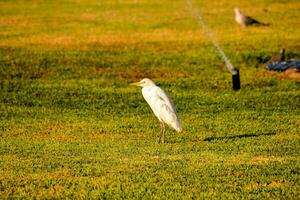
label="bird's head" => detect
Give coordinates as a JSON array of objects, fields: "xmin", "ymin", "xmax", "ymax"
[
  {"xmin": 280, "ymin": 48, "xmax": 285, "ymax": 54},
  {"xmin": 234, "ymin": 7, "xmax": 241, "ymax": 14},
  {"xmin": 130, "ymin": 78, "xmax": 155, "ymax": 88}
]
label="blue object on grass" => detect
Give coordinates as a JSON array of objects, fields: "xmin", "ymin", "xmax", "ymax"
[{"xmin": 266, "ymin": 61, "xmax": 300, "ymax": 71}]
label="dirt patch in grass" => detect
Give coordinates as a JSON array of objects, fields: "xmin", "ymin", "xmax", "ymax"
[{"xmin": 263, "ymin": 68, "xmax": 300, "ymax": 80}]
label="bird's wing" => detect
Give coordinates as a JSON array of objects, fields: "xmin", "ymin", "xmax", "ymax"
[
  {"xmin": 245, "ymin": 15, "xmax": 260, "ymax": 24},
  {"xmin": 153, "ymin": 87, "xmax": 182, "ymax": 131},
  {"xmin": 155, "ymin": 88, "xmax": 176, "ymax": 112}
]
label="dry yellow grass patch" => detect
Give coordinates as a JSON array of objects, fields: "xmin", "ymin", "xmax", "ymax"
[
  {"xmin": 84, "ymin": 30, "xmax": 206, "ymax": 47},
  {"xmin": 245, "ymin": 181, "xmax": 288, "ymax": 190},
  {"xmin": 89, "ymin": 66, "xmax": 188, "ymax": 80},
  {"xmin": 248, "ymin": 156, "xmax": 284, "ymax": 164},
  {"xmin": 224, "ymin": 154, "xmax": 285, "ymax": 166},
  {"xmin": 25, "ymin": 35, "xmax": 77, "ymax": 47},
  {"xmin": 0, "ymin": 170, "xmax": 118, "ymax": 198},
  {"xmin": 0, "ymin": 30, "xmax": 206, "ymax": 48},
  {"xmin": 165, "ymin": 155, "xmax": 184, "ymax": 161},
  {"xmin": 273, "ymin": 131, "xmax": 299, "ymax": 141},
  {"xmin": 2, "ymin": 121, "xmax": 115, "ymax": 142},
  {"xmin": 80, "ymin": 13, "xmax": 98, "ymax": 21},
  {"xmin": 87, "ymin": 131, "xmax": 130, "ymax": 141},
  {"xmin": 0, "ymin": 16, "xmax": 33, "ymax": 27}
]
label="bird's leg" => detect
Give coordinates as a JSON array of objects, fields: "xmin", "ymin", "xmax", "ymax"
[
  {"xmin": 161, "ymin": 122, "xmax": 165, "ymax": 143},
  {"xmin": 157, "ymin": 121, "xmax": 164, "ymax": 143}
]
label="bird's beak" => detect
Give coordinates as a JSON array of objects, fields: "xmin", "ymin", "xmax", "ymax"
[{"xmin": 130, "ymin": 81, "xmax": 142, "ymax": 86}]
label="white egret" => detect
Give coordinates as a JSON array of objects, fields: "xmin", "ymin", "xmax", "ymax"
[{"xmin": 130, "ymin": 78, "xmax": 182, "ymax": 143}]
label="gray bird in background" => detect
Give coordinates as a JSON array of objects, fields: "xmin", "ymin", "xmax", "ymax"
[
  {"xmin": 270, "ymin": 48, "xmax": 286, "ymax": 63},
  {"xmin": 234, "ymin": 8, "xmax": 269, "ymax": 27}
]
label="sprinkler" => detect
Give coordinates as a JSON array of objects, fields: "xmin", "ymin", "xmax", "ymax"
[{"xmin": 232, "ymin": 69, "xmax": 240, "ymax": 90}]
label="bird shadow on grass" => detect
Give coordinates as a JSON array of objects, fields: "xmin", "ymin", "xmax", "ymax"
[{"xmin": 203, "ymin": 132, "xmax": 277, "ymax": 142}]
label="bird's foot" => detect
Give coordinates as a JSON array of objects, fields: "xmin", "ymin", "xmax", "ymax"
[{"xmin": 156, "ymin": 137, "xmax": 161, "ymax": 143}]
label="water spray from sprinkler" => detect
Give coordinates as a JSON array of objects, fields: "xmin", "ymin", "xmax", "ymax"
[{"xmin": 187, "ymin": 0, "xmax": 240, "ymax": 90}]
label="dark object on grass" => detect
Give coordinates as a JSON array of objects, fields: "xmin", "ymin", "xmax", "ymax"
[
  {"xmin": 234, "ymin": 8, "xmax": 269, "ymax": 27},
  {"xmin": 232, "ymin": 69, "xmax": 240, "ymax": 91},
  {"xmin": 269, "ymin": 48, "xmax": 285, "ymax": 63},
  {"xmin": 266, "ymin": 61, "xmax": 300, "ymax": 72}
]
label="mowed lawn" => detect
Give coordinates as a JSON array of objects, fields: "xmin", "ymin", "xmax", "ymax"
[{"xmin": 0, "ymin": 0, "xmax": 299, "ymax": 199}]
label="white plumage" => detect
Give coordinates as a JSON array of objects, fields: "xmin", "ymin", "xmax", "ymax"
[{"xmin": 131, "ymin": 78, "xmax": 182, "ymax": 143}]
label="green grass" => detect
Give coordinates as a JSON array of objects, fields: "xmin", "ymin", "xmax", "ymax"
[{"xmin": 0, "ymin": 0, "xmax": 300, "ymax": 199}]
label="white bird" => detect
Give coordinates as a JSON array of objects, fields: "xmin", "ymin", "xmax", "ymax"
[
  {"xmin": 130, "ymin": 78, "xmax": 182, "ymax": 143},
  {"xmin": 234, "ymin": 7, "xmax": 269, "ymax": 27}
]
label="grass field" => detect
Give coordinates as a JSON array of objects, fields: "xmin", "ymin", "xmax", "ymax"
[{"xmin": 1, "ymin": 0, "xmax": 300, "ymax": 199}]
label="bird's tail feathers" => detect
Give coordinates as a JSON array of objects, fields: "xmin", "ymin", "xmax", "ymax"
[
  {"xmin": 259, "ymin": 22, "xmax": 270, "ymax": 26},
  {"xmin": 175, "ymin": 126, "xmax": 183, "ymax": 132},
  {"xmin": 255, "ymin": 21, "xmax": 270, "ymax": 26},
  {"xmin": 173, "ymin": 119, "xmax": 182, "ymax": 132}
]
